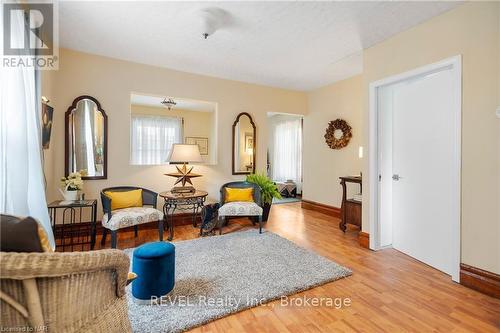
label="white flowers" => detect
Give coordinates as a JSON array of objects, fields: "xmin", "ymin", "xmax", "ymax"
[{"xmin": 60, "ymin": 170, "xmax": 87, "ymax": 191}]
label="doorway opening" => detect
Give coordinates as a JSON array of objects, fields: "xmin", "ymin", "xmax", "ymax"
[
  {"xmin": 368, "ymin": 56, "xmax": 462, "ymax": 282},
  {"xmin": 267, "ymin": 113, "xmax": 303, "ymax": 203}
]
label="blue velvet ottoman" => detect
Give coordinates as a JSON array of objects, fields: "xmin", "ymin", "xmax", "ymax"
[{"xmin": 132, "ymin": 241, "xmax": 175, "ymax": 303}]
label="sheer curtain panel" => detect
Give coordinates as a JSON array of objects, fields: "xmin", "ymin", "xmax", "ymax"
[
  {"xmin": 271, "ymin": 116, "xmax": 303, "ymax": 190},
  {"xmin": 0, "ymin": 6, "xmax": 55, "ymax": 248},
  {"xmin": 130, "ymin": 115, "xmax": 182, "ymax": 165}
]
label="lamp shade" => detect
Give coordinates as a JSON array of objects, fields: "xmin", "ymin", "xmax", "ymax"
[{"xmin": 167, "ymin": 144, "xmax": 203, "ymax": 163}]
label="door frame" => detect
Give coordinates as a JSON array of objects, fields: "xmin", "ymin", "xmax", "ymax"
[{"xmin": 368, "ymin": 55, "xmax": 462, "ymax": 282}]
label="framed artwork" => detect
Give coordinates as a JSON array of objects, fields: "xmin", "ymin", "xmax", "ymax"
[
  {"xmin": 42, "ymin": 103, "xmax": 54, "ymax": 149},
  {"xmin": 245, "ymin": 133, "xmax": 253, "ymax": 151},
  {"xmin": 185, "ymin": 137, "xmax": 209, "ymax": 155}
]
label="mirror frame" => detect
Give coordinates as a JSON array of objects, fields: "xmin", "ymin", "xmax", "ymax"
[
  {"xmin": 232, "ymin": 112, "xmax": 256, "ymax": 175},
  {"xmin": 65, "ymin": 95, "xmax": 108, "ymax": 180}
]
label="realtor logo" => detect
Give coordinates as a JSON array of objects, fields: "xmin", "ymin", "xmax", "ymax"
[{"xmin": 2, "ymin": 1, "xmax": 58, "ymax": 69}]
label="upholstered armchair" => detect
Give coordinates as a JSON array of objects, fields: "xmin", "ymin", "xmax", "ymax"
[
  {"xmin": 0, "ymin": 250, "xmax": 132, "ymax": 333},
  {"xmin": 218, "ymin": 181, "xmax": 264, "ymax": 234},
  {"xmin": 101, "ymin": 186, "xmax": 164, "ymax": 248}
]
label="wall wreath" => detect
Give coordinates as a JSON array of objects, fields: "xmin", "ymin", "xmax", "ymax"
[{"xmin": 324, "ymin": 119, "xmax": 352, "ymax": 149}]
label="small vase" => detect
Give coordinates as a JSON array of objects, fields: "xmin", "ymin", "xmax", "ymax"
[{"xmin": 59, "ymin": 188, "xmax": 78, "ymax": 201}]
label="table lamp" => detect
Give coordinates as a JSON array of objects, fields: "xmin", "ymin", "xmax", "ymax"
[
  {"xmin": 246, "ymin": 147, "xmax": 253, "ymax": 168},
  {"xmin": 165, "ymin": 144, "xmax": 203, "ymax": 193}
]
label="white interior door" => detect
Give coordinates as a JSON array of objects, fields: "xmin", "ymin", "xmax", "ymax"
[
  {"xmin": 390, "ymin": 68, "xmax": 456, "ymax": 276},
  {"xmin": 378, "ymin": 86, "xmax": 393, "ymax": 248}
]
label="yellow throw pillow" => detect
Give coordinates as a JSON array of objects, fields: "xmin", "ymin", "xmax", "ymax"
[
  {"xmin": 127, "ymin": 272, "xmax": 138, "ymax": 285},
  {"xmin": 225, "ymin": 188, "xmax": 254, "ymax": 203},
  {"xmin": 105, "ymin": 189, "xmax": 143, "ymax": 210},
  {"xmin": 37, "ymin": 224, "xmax": 54, "ymax": 252}
]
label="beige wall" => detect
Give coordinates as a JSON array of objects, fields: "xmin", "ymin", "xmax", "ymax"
[
  {"xmin": 497, "ymin": 5, "xmax": 500, "ymax": 267},
  {"xmin": 43, "ymin": 48, "xmax": 307, "ymax": 214},
  {"xmin": 362, "ymin": 2, "xmax": 500, "ymax": 273},
  {"xmin": 497, "ymin": 3, "xmax": 500, "ymax": 274},
  {"xmin": 303, "ymin": 75, "xmax": 363, "ymax": 207},
  {"xmin": 130, "ymin": 105, "xmax": 215, "ymax": 164}
]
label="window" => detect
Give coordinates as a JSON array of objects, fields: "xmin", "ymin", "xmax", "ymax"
[
  {"xmin": 271, "ymin": 117, "xmax": 302, "ymax": 187},
  {"xmin": 130, "ymin": 115, "xmax": 182, "ymax": 165}
]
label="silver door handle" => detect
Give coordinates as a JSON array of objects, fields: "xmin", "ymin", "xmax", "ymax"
[{"xmin": 392, "ymin": 174, "xmax": 402, "ymax": 181}]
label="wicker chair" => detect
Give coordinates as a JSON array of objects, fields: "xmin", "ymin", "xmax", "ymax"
[{"xmin": 0, "ymin": 250, "xmax": 132, "ymax": 332}]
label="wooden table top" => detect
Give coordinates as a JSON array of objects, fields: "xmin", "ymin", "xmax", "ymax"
[
  {"xmin": 48, "ymin": 199, "xmax": 97, "ymax": 208},
  {"xmin": 339, "ymin": 176, "xmax": 362, "ymax": 183},
  {"xmin": 159, "ymin": 190, "xmax": 208, "ymax": 200}
]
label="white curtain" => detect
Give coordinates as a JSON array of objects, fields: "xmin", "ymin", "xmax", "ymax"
[
  {"xmin": 271, "ymin": 117, "xmax": 303, "ymax": 190},
  {"xmin": 0, "ymin": 7, "xmax": 55, "ymax": 248},
  {"xmin": 130, "ymin": 115, "xmax": 182, "ymax": 165}
]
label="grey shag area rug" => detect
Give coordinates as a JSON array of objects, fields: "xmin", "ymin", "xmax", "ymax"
[{"xmin": 125, "ymin": 230, "xmax": 351, "ymax": 333}]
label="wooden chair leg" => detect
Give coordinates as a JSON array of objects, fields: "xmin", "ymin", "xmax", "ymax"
[
  {"xmin": 259, "ymin": 216, "xmax": 263, "ymax": 234},
  {"xmin": 101, "ymin": 228, "xmax": 108, "ymax": 245},
  {"xmin": 158, "ymin": 219, "xmax": 164, "ymax": 241},
  {"xmin": 134, "ymin": 225, "xmax": 138, "ymax": 238},
  {"xmin": 219, "ymin": 217, "xmax": 224, "ymax": 235},
  {"xmin": 111, "ymin": 230, "xmax": 118, "ymax": 248}
]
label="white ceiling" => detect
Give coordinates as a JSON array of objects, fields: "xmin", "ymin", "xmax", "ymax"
[
  {"xmin": 60, "ymin": 1, "xmax": 461, "ymax": 91},
  {"xmin": 131, "ymin": 93, "xmax": 215, "ymax": 112}
]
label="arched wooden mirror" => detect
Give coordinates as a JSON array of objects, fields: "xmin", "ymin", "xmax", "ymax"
[
  {"xmin": 65, "ymin": 96, "xmax": 108, "ymax": 179},
  {"xmin": 232, "ymin": 112, "xmax": 256, "ymax": 175}
]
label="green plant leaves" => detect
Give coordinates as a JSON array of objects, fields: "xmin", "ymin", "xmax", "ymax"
[{"xmin": 245, "ymin": 172, "xmax": 282, "ymax": 205}]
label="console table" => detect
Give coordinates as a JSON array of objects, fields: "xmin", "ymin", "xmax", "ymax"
[
  {"xmin": 339, "ymin": 176, "xmax": 362, "ymax": 232},
  {"xmin": 48, "ymin": 199, "xmax": 97, "ymax": 251},
  {"xmin": 159, "ymin": 191, "xmax": 208, "ymax": 241}
]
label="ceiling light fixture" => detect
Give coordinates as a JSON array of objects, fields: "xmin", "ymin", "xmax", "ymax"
[
  {"xmin": 199, "ymin": 7, "xmax": 229, "ymax": 39},
  {"xmin": 161, "ymin": 97, "xmax": 177, "ymax": 110}
]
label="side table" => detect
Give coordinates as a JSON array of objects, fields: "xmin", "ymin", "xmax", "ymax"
[
  {"xmin": 339, "ymin": 176, "xmax": 362, "ymax": 232},
  {"xmin": 159, "ymin": 191, "xmax": 208, "ymax": 241},
  {"xmin": 48, "ymin": 200, "xmax": 97, "ymax": 251}
]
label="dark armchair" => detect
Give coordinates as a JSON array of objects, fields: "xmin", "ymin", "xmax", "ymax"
[
  {"xmin": 100, "ymin": 186, "xmax": 164, "ymax": 248},
  {"xmin": 218, "ymin": 181, "xmax": 264, "ymax": 234}
]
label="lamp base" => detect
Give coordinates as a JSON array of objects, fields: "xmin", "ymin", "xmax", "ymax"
[{"xmin": 171, "ymin": 186, "xmax": 196, "ymax": 194}]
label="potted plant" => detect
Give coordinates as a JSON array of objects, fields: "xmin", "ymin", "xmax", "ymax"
[
  {"xmin": 59, "ymin": 170, "xmax": 86, "ymax": 201},
  {"xmin": 246, "ymin": 172, "xmax": 281, "ymax": 222}
]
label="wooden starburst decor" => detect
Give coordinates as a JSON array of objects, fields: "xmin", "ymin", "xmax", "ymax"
[{"xmin": 165, "ymin": 164, "xmax": 201, "ymax": 186}]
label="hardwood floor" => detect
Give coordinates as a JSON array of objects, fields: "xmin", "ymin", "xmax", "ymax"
[{"xmin": 93, "ymin": 202, "xmax": 500, "ymax": 332}]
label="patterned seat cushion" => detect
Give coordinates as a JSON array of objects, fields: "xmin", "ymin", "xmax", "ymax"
[
  {"xmin": 102, "ymin": 207, "xmax": 163, "ymax": 231},
  {"xmin": 218, "ymin": 202, "xmax": 263, "ymax": 217}
]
